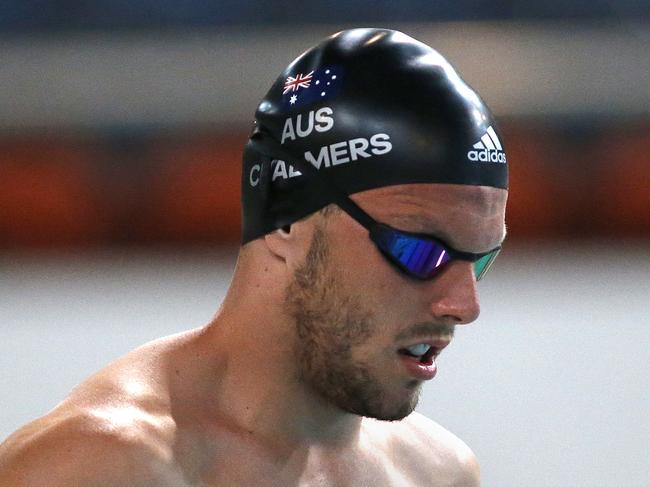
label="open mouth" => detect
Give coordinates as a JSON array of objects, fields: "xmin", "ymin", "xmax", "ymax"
[{"xmin": 397, "ymin": 344, "xmax": 437, "ymax": 364}]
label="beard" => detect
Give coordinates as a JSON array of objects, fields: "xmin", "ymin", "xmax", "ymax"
[{"xmin": 285, "ymin": 224, "xmax": 420, "ymax": 421}]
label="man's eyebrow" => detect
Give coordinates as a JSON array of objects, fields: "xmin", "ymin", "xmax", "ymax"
[
  {"xmin": 393, "ymin": 215, "xmax": 461, "ymax": 248},
  {"xmin": 397, "ymin": 214, "xmax": 507, "ymax": 252}
]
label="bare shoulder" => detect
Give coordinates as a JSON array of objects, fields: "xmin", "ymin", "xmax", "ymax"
[
  {"xmin": 0, "ymin": 405, "xmax": 177, "ymax": 487},
  {"xmin": 0, "ymin": 331, "xmax": 198, "ymax": 487},
  {"xmin": 380, "ymin": 412, "xmax": 480, "ymax": 487}
]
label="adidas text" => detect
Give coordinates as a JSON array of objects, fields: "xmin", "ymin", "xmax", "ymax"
[{"xmin": 467, "ymin": 149, "xmax": 507, "ymax": 163}]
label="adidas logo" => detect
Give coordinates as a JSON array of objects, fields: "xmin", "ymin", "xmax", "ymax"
[{"xmin": 467, "ymin": 126, "xmax": 507, "ymax": 163}]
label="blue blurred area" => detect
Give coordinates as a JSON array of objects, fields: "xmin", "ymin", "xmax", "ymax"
[{"xmin": 0, "ymin": 0, "xmax": 648, "ymax": 32}]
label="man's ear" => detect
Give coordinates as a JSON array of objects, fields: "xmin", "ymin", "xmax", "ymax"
[{"xmin": 264, "ymin": 224, "xmax": 293, "ymax": 262}]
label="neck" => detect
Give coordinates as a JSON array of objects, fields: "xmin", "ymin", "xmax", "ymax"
[
  {"xmin": 182, "ymin": 254, "xmax": 365, "ymax": 451},
  {"xmin": 204, "ymin": 311, "xmax": 364, "ymax": 450}
]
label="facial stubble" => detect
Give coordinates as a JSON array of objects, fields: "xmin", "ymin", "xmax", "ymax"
[{"xmin": 285, "ymin": 224, "xmax": 421, "ymax": 421}]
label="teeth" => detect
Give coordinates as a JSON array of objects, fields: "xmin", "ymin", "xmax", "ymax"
[{"xmin": 406, "ymin": 343, "xmax": 430, "ymax": 357}]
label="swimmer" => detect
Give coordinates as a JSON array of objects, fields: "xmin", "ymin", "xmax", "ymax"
[{"xmin": 0, "ymin": 28, "xmax": 507, "ymax": 486}]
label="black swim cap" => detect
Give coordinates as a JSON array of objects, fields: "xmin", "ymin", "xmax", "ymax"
[{"xmin": 241, "ymin": 28, "xmax": 508, "ymax": 244}]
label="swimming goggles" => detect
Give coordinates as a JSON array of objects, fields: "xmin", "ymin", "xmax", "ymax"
[
  {"xmin": 333, "ymin": 192, "xmax": 501, "ymax": 281},
  {"xmin": 250, "ymin": 136, "xmax": 501, "ymax": 281}
]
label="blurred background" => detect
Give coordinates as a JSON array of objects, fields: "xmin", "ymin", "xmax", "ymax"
[{"xmin": 1, "ymin": 2, "xmax": 648, "ymax": 486}]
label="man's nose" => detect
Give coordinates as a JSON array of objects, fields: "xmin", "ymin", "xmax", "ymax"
[{"xmin": 427, "ymin": 261, "xmax": 480, "ymax": 325}]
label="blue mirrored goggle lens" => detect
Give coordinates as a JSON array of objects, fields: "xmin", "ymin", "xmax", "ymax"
[
  {"xmin": 372, "ymin": 227, "xmax": 451, "ymax": 279},
  {"xmin": 371, "ymin": 225, "xmax": 501, "ymax": 281}
]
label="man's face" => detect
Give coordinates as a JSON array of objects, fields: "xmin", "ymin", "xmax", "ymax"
[{"xmin": 285, "ymin": 183, "xmax": 507, "ymax": 421}]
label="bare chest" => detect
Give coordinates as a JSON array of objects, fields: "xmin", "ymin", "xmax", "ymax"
[
  {"xmin": 192, "ymin": 460, "xmax": 415, "ymax": 487},
  {"xmin": 165, "ymin": 428, "xmax": 429, "ymax": 487}
]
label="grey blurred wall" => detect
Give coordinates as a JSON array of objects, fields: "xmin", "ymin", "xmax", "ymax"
[{"xmin": 1, "ymin": 23, "xmax": 649, "ymax": 130}]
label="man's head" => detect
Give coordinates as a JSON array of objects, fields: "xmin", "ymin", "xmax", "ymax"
[
  {"xmin": 266, "ymin": 183, "xmax": 505, "ymax": 421},
  {"xmin": 237, "ymin": 28, "xmax": 508, "ymax": 420}
]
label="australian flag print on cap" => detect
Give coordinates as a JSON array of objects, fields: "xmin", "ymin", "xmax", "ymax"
[{"xmin": 282, "ymin": 66, "xmax": 343, "ymax": 111}]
